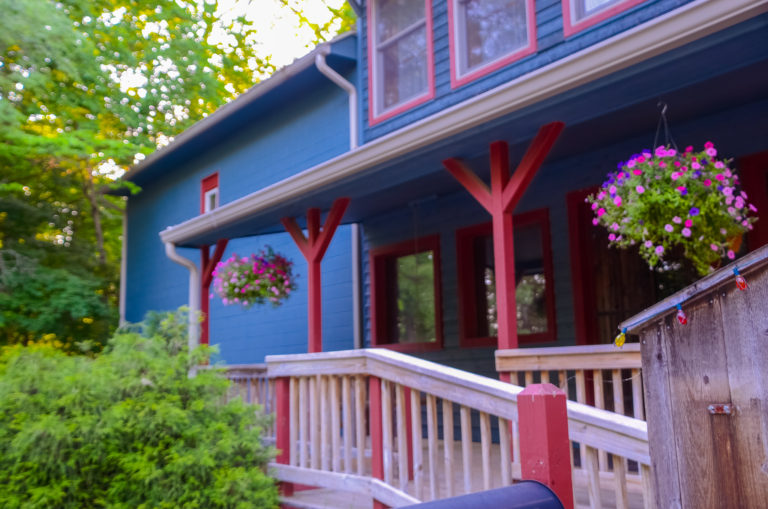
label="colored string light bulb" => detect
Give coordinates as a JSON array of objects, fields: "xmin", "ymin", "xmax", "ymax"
[
  {"xmin": 733, "ymin": 267, "xmax": 748, "ymax": 291},
  {"xmin": 676, "ymin": 304, "xmax": 687, "ymax": 325},
  {"xmin": 614, "ymin": 327, "xmax": 627, "ymax": 348}
]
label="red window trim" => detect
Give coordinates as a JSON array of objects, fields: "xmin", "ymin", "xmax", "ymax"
[
  {"xmin": 366, "ymin": 0, "xmax": 435, "ymax": 126},
  {"xmin": 561, "ymin": 0, "xmax": 646, "ymax": 37},
  {"xmin": 369, "ymin": 234, "xmax": 444, "ymax": 352},
  {"xmin": 200, "ymin": 172, "xmax": 219, "ymax": 214},
  {"xmin": 739, "ymin": 151, "xmax": 768, "ymax": 251},
  {"xmin": 456, "ymin": 209, "xmax": 557, "ymax": 348},
  {"xmin": 447, "ymin": 0, "xmax": 538, "ymax": 89},
  {"xmin": 566, "ymin": 188, "xmax": 599, "ymax": 345}
]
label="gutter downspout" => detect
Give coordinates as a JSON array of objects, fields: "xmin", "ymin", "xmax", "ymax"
[
  {"xmin": 164, "ymin": 242, "xmax": 200, "ymax": 354},
  {"xmin": 119, "ymin": 208, "xmax": 128, "ymax": 325},
  {"xmin": 316, "ymin": 48, "xmax": 363, "ymax": 349}
]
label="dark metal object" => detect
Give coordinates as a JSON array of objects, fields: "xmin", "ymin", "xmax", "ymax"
[{"xmin": 402, "ymin": 481, "xmax": 564, "ymax": 509}]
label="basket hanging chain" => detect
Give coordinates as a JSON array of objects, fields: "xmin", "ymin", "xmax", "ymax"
[{"xmin": 653, "ymin": 101, "xmax": 679, "ymax": 151}]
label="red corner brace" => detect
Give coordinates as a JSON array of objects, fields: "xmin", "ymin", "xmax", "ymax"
[
  {"xmin": 200, "ymin": 238, "xmax": 229, "ymax": 345},
  {"xmin": 442, "ymin": 122, "xmax": 564, "ymax": 350},
  {"xmin": 281, "ymin": 198, "xmax": 350, "ymax": 353}
]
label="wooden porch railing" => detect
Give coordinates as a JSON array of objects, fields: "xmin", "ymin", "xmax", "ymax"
[
  {"xmin": 496, "ymin": 343, "xmax": 650, "ymax": 509},
  {"xmin": 251, "ymin": 348, "xmax": 651, "ymax": 509},
  {"xmin": 224, "ymin": 363, "xmax": 276, "ymax": 441}
]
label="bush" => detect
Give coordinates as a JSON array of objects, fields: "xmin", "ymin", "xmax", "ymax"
[{"xmin": 0, "ymin": 317, "xmax": 278, "ymax": 508}]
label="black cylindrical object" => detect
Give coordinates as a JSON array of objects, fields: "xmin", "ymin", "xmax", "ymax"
[{"xmin": 402, "ymin": 481, "xmax": 564, "ymax": 509}]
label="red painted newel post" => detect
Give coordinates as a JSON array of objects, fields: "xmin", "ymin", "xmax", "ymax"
[
  {"xmin": 274, "ymin": 376, "xmax": 293, "ymax": 497},
  {"xmin": 369, "ymin": 376, "xmax": 389, "ymax": 509},
  {"xmin": 518, "ymin": 383, "xmax": 574, "ymax": 509},
  {"xmin": 282, "ymin": 198, "xmax": 350, "ymax": 353}
]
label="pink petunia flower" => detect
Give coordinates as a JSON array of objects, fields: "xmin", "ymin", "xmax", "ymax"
[
  {"xmin": 685, "ymin": 219, "xmax": 693, "ymax": 227},
  {"xmin": 664, "ymin": 224, "xmax": 674, "ymax": 232},
  {"xmin": 592, "ymin": 218, "xmax": 599, "ymax": 225},
  {"xmin": 703, "ymin": 179, "xmax": 712, "ymax": 187},
  {"xmin": 710, "ymin": 244, "xmax": 719, "ymax": 251},
  {"xmin": 614, "ymin": 196, "xmax": 622, "ymax": 207},
  {"xmin": 706, "ymin": 147, "xmax": 717, "ymax": 157},
  {"xmin": 644, "ymin": 241, "xmax": 653, "ymax": 248},
  {"xmin": 727, "ymin": 250, "xmax": 735, "ymax": 260},
  {"xmin": 681, "ymin": 228, "xmax": 691, "ymax": 237},
  {"xmin": 633, "ymin": 169, "xmax": 643, "ymax": 176},
  {"xmin": 636, "ymin": 185, "xmax": 645, "ymax": 194},
  {"xmin": 608, "ymin": 233, "xmax": 616, "ymax": 241},
  {"xmin": 655, "ymin": 245, "xmax": 664, "ymax": 255},
  {"xmin": 673, "ymin": 216, "xmax": 682, "ymax": 224},
  {"xmin": 597, "ymin": 208, "xmax": 606, "ymax": 217}
]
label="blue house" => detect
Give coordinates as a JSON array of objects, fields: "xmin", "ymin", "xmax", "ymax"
[{"xmin": 123, "ymin": 0, "xmax": 768, "ymax": 379}]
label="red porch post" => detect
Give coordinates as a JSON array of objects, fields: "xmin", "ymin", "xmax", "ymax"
[
  {"xmin": 369, "ymin": 375, "xmax": 388, "ymax": 509},
  {"xmin": 442, "ymin": 122, "xmax": 564, "ymax": 350},
  {"xmin": 518, "ymin": 383, "xmax": 574, "ymax": 509},
  {"xmin": 282, "ymin": 198, "xmax": 350, "ymax": 353},
  {"xmin": 200, "ymin": 239, "xmax": 228, "ymax": 345},
  {"xmin": 274, "ymin": 377, "xmax": 294, "ymax": 496}
]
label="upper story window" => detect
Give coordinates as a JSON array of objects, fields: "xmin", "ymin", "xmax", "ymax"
[
  {"xmin": 456, "ymin": 209, "xmax": 556, "ymax": 347},
  {"xmin": 449, "ymin": 0, "xmax": 537, "ymax": 87},
  {"xmin": 201, "ymin": 173, "xmax": 219, "ymax": 214},
  {"xmin": 562, "ymin": 0, "xmax": 646, "ymax": 37},
  {"xmin": 370, "ymin": 235, "xmax": 443, "ymax": 352},
  {"xmin": 368, "ymin": 0, "xmax": 434, "ymax": 125}
]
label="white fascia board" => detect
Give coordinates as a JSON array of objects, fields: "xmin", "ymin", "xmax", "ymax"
[{"xmin": 160, "ymin": 0, "xmax": 768, "ymax": 245}]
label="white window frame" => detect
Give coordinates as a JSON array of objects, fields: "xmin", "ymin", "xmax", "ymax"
[
  {"xmin": 562, "ymin": 0, "xmax": 646, "ymax": 37},
  {"xmin": 203, "ymin": 187, "xmax": 219, "ymax": 214},
  {"xmin": 449, "ymin": 0, "xmax": 537, "ymax": 87},
  {"xmin": 368, "ymin": 0, "xmax": 433, "ymax": 123}
]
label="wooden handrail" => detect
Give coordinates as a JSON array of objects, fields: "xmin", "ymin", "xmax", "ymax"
[{"xmin": 495, "ymin": 343, "xmax": 641, "ymax": 372}]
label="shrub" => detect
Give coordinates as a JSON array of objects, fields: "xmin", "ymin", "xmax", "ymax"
[{"xmin": 0, "ymin": 316, "xmax": 278, "ymax": 508}]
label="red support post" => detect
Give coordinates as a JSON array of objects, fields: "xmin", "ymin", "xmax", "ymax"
[
  {"xmin": 442, "ymin": 122, "xmax": 564, "ymax": 351},
  {"xmin": 518, "ymin": 383, "xmax": 574, "ymax": 509},
  {"xmin": 281, "ymin": 198, "xmax": 350, "ymax": 353},
  {"xmin": 369, "ymin": 376, "xmax": 389, "ymax": 509},
  {"xmin": 275, "ymin": 377, "xmax": 294, "ymax": 497},
  {"xmin": 199, "ymin": 239, "xmax": 228, "ymax": 345}
]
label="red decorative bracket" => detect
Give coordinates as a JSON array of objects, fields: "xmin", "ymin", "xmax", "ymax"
[
  {"xmin": 442, "ymin": 122, "xmax": 564, "ymax": 349},
  {"xmin": 282, "ymin": 198, "xmax": 350, "ymax": 353},
  {"xmin": 200, "ymin": 238, "xmax": 228, "ymax": 345}
]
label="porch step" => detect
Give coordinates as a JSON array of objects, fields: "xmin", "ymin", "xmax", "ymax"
[{"xmin": 281, "ymin": 488, "xmax": 373, "ymax": 509}]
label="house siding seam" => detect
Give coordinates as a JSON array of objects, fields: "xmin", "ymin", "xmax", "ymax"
[{"xmin": 360, "ymin": 0, "xmax": 696, "ymax": 142}]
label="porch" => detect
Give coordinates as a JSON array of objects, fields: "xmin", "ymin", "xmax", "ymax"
[{"xmin": 226, "ymin": 344, "xmax": 650, "ymax": 509}]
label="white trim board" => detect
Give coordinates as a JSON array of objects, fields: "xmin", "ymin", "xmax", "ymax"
[{"xmin": 160, "ymin": 0, "xmax": 768, "ymax": 246}]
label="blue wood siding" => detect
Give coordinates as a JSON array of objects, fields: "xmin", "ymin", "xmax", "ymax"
[
  {"xmin": 360, "ymin": 0, "xmax": 695, "ymax": 141},
  {"xmin": 125, "ymin": 73, "xmax": 357, "ymax": 363}
]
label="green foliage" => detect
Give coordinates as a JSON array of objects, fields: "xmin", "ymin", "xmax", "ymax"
[{"xmin": 0, "ymin": 319, "xmax": 278, "ymax": 508}]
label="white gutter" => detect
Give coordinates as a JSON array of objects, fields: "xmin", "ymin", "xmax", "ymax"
[
  {"xmin": 164, "ymin": 242, "xmax": 200, "ymax": 354},
  {"xmin": 315, "ymin": 49, "xmax": 358, "ymax": 149},
  {"xmin": 119, "ymin": 209, "xmax": 128, "ymax": 325},
  {"xmin": 160, "ymin": 0, "xmax": 768, "ymax": 246}
]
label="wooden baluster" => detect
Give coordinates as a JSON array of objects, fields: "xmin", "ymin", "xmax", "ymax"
[
  {"xmin": 612, "ymin": 369, "xmax": 625, "ymax": 415},
  {"xmin": 355, "ymin": 375, "xmax": 366, "ymax": 476},
  {"xmin": 310, "ymin": 376, "xmax": 320, "ymax": 469},
  {"xmin": 480, "ymin": 411, "xmax": 492, "ymax": 490},
  {"xmin": 411, "ymin": 389, "xmax": 424, "ymax": 500},
  {"xmin": 641, "ymin": 463, "xmax": 654, "ymax": 509},
  {"xmin": 524, "ymin": 371, "xmax": 534, "ymax": 387},
  {"xmin": 558, "ymin": 370, "xmax": 567, "ymax": 393},
  {"xmin": 369, "ymin": 376, "xmax": 385, "ymax": 509},
  {"xmin": 289, "ymin": 377, "xmax": 299, "ymax": 466},
  {"xmin": 584, "ymin": 445, "xmax": 603, "ymax": 509},
  {"xmin": 442, "ymin": 399, "xmax": 454, "ymax": 498},
  {"xmin": 299, "ymin": 377, "xmax": 308, "ymax": 468},
  {"xmin": 342, "ymin": 376, "xmax": 353, "ymax": 474},
  {"xmin": 320, "ymin": 375, "xmax": 331, "ymax": 471},
  {"xmin": 460, "ymin": 406, "xmax": 472, "ymax": 494},
  {"xmin": 499, "ymin": 417, "xmax": 511, "ymax": 486},
  {"xmin": 426, "ymin": 394, "xmax": 438, "ymax": 500},
  {"xmin": 540, "ymin": 370, "xmax": 550, "ymax": 384},
  {"xmin": 330, "ymin": 376, "xmax": 341, "ymax": 472},
  {"xmin": 574, "ymin": 370, "xmax": 586, "ymax": 471},
  {"xmin": 512, "ymin": 419, "xmax": 521, "ymax": 467},
  {"xmin": 613, "ymin": 453, "xmax": 629, "ymax": 509},
  {"xmin": 631, "ymin": 368, "xmax": 644, "ymax": 420},
  {"xmin": 395, "ymin": 384, "xmax": 409, "ymax": 492},
  {"xmin": 382, "ymin": 380, "xmax": 394, "ymax": 485},
  {"xmin": 593, "ymin": 370, "xmax": 608, "ymax": 470}
]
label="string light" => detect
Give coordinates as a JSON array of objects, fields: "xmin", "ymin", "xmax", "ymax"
[
  {"xmin": 614, "ymin": 328, "xmax": 627, "ymax": 347},
  {"xmin": 733, "ymin": 267, "xmax": 748, "ymax": 291},
  {"xmin": 675, "ymin": 304, "xmax": 687, "ymax": 325}
]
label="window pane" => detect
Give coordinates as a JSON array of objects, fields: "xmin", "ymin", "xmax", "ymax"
[
  {"xmin": 387, "ymin": 251, "xmax": 436, "ymax": 343},
  {"xmin": 473, "ymin": 222, "xmax": 548, "ymax": 337},
  {"xmin": 380, "ymin": 27, "xmax": 428, "ymax": 110},
  {"xmin": 377, "ymin": 0, "xmax": 425, "ymax": 42},
  {"xmin": 459, "ymin": 0, "xmax": 529, "ymax": 74},
  {"xmin": 576, "ymin": 0, "xmax": 623, "ymax": 19}
]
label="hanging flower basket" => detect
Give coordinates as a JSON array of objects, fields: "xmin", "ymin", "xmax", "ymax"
[
  {"xmin": 212, "ymin": 247, "xmax": 297, "ymax": 308},
  {"xmin": 588, "ymin": 143, "xmax": 758, "ymax": 276}
]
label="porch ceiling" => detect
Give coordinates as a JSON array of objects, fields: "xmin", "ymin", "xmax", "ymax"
[{"xmin": 164, "ymin": 12, "xmax": 768, "ymax": 248}]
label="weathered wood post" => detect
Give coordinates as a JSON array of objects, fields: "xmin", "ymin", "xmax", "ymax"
[
  {"xmin": 274, "ymin": 376, "xmax": 293, "ymax": 496},
  {"xmin": 620, "ymin": 244, "xmax": 768, "ymax": 509},
  {"xmin": 518, "ymin": 383, "xmax": 574, "ymax": 509}
]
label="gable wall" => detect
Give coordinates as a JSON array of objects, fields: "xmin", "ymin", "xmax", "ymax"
[{"xmin": 360, "ymin": 0, "xmax": 694, "ymax": 141}]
